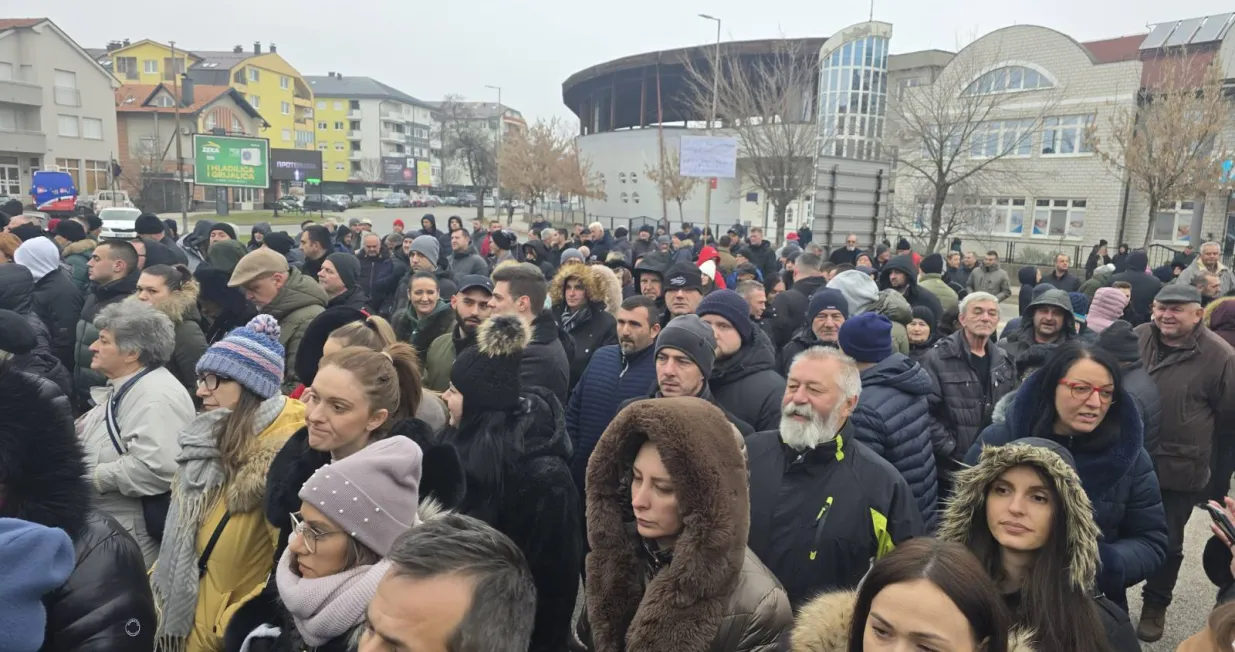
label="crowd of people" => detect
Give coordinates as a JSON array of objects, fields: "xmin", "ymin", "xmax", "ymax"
[{"xmin": 4, "ymin": 194, "xmax": 1235, "ymax": 652}]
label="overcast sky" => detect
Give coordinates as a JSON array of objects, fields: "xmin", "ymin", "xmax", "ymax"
[{"xmin": 21, "ymin": 0, "xmax": 1235, "ymax": 123}]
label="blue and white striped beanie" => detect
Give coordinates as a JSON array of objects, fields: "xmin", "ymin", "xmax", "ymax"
[{"xmin": 195, "ymin": 314, "xmax": 285, "ymax": 399}]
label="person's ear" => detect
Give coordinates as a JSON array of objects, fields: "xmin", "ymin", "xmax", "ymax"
[
  {"xmin": 367, "ymin": 408, "xmax": 390, "ymax": 434},
  {"xmin": 650, "ymin": 323, "xmax": 662, "ymax": 337}
]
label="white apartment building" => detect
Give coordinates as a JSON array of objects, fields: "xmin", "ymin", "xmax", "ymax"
[
  {"xmin": 427, "ymin": 100, "xmax": 525, "ymax": 192},
  {"xmin": 0, "ymin": 18, "xmax": 119, "ymax": 201}
]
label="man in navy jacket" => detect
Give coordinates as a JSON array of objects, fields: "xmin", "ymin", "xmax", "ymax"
[{"xmin": 565, "ymin": 295, "xmax": 660, "ymax": 491}]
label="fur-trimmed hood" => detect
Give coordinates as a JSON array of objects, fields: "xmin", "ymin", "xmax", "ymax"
[
  {"xmin": 549, "ymin": 260, "xmax": 608, "ymax": 306},
  {"xmin": 584, "ymin": 397, "xmax": 749, "ymax": 652},
  {"xmin": 61, "ymin": 237, "xmax": 96, "ymax": 259},
  {"xmin": 937, "ymin": 440, "xmax": 1101, "ymax": 593},
  {"xmin": 126, "ymin": 277, "xmax": 201, "ymax": 324},
  {"xmin": 590, "ymin": 263, "xmax": 625, "ymax": 314},
  {"xmin": 790, "ymin": 590, "xmax": 1037, "ymax": 652}
]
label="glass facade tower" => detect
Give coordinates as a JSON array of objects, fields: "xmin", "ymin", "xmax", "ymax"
[{"xmin": 818, "ymin": 23, "xmax": 891, "ymax": 161}]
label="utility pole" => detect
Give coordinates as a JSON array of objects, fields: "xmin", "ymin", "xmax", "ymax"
[
  {"xmin": 486, "ymin": 85, "xmax": 504, "ymax": 224},
  {"xmin": 171, "ymin": 41, "xmax": 187, "ymax": 233},
  {"xmin": 699, "ymin": 14, "xmax": 721, "ymax": 236}
]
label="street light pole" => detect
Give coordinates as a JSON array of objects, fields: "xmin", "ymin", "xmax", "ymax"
[
  {"xmin": 485, "ymin": 84, "xmax": 503, "ymax": 224},
  {"xmin": 699, "ymin": 14, "xmax": 721, "ymax": 238}
]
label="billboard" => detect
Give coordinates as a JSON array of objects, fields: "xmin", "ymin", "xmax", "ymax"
[
  {"xmin": 193, "ymin": 135, "xmax": 269, "ymax": 188},
  {"xmin": 679, "ymin": 136, "xmax": 738, "ymax": 178},
  {"xmin": 416, "ymin": 160, "xmax": 432, "ymax": 187},
  {"xmin": 382, "ymin": 157, "xmax": 415, "ymax": 184},
  {"xmin": 269, "ymin": 148, "xmax": 323, "ymax": 182}
]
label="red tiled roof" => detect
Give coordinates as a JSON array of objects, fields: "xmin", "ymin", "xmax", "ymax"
[
  {"xmin": 0, "ymin": 18, "xmax": 45, "ymax": 30},
  {"xmin": 114, "ymin": 83, "xmax": 235, "ymax": 114},
  {"xmin": 1081, "ymin": 34, "xmax": 1146, "ymax": 64}
]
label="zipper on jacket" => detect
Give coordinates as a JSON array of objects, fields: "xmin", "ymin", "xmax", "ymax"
[{"xmin": 809, "ymin": 496, "xmax": 835, "ymax": 561}]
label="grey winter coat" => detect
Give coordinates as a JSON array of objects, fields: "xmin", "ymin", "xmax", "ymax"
[
  {"xmin": 967, "ymin": 262, "xmax": 1012, "ymax": 302},
  {"xmin": 448, "ymin": 246, "xmax": 489, "ymax": 282}
]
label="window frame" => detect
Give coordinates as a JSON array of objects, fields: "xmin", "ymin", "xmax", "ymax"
[
  {"xmin": 143, "ymin": 59, "xmax": 159, "ymax": 75},
  {"xmin": 1031, "ymin": 198, "xmax": 1087, "ymax": 239},
  {"xmin": 280, "ymin": 75, "xmax": 290, "ymax": 90},
  {"xmin": 57, "ymin": 114, "xmax": 79, "ymax": 138},
  {"xmin": 81, "ymin": 117, "xmax": 103, "ymax": 140},
  {"xmin": 962, "ymin": 65, "xmax": 1055, "ymax": 97},
  {"xmin": 1152, "ymin": 200, "xmax": 1195, "ymax": 244},
  {"xmin": 1041, "ymin": 115, "xmax": 1095, "ymax": 156},
  {"xmin": 281, "ymin": 101, "xmax": 291, "ymax": 116},
  {"xmin": 248, "ymin": 67, "xmax": 260, "ymax": 83}
]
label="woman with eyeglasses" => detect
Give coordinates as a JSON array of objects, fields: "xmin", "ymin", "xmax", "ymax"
[
  {"xmin": 150, "ymin": 315, "xmax": 306, "ymax": 652},
  {"xmin": 964, "ymin": 342, "xmax": 1167, "ymax": 611},
  {"xmin": 224, "ymin": 436, "xmax": 432, "ymax": 652}
]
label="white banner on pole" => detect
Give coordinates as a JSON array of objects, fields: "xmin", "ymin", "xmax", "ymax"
[{"xmin": 679, "ymin": 136, "xmax": 738, "ymax": 178}]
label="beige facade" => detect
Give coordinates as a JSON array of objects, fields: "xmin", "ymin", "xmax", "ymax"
[{"xmin": 0, "ymin": 19, "xmax": 119, "ymax": 199}]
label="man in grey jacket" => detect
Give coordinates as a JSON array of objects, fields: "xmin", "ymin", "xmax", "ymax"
[
  {"xmin": 448, "ymin": 229, "xmax": 489, "ymax": 283},
  {"xmin": 967, "ymin": 250, "xmax": 1012, "ymax": 302}
]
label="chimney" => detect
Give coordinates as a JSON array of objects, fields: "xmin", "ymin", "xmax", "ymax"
[
  {"xmin": 233, "ymin": 44, "xmax": 243, "ymax": 54},
  {"xmin": 180, "ymin": 77, "xmax": 195, "ymax": 108},
  {"xmin": 269, "ymin": 42, "xmax": 277, "ymax": 53},
  {"xmin": 106, "ymin": 40, "xmax": 122, "ymax": 52},
  {"xmin": 122, "ymin": 38, "xmax": 130, "ymax": 46},
  {"xmin": 327, "ymin": 71, "xmax": 334, "ymax": 78},
  {"xmin": 253, "ymin": 41, "xmax": 261, "ymax": 55}
]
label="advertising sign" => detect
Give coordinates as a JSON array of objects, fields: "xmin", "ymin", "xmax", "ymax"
[
  {"xmin": 679, "ymin": 136, "xmax": 738, "ymax": 178},
  {"xmin": 269, "ymin": 148, "xmax": 323, "ymax": 182},
  {"xmin": 416, "ymin": 160, "xmax": 432, "ymax": 187},
  {"xmin": 382, "ymin": 157, "xmax": 415, "ymax": 184},
  {"xmin": 193, "ymin": 135, "xmax": 269, "ymax": 188}
]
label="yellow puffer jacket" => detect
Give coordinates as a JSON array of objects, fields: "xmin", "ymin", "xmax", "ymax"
[{"xmin": 188, "ymin": 397, "xmax": 305, "ymax": 652}]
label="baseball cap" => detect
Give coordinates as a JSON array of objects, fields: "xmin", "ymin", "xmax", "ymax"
[{"xmin": 457, "ymin": 274, "xmax": 494, "ymax": 295}]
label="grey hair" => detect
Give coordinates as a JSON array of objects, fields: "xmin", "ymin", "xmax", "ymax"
[
  {"xmin": 1202, "ymin": 241, "xmax": 1221, "ymax": 253},
  {"xmin": 796, "ymin": 252, "xmax": 823, "ymax": 273},
  {"xmin": 94, "ymin": 300, "xmax": 176, "ymax": 368},
  {"xmin": 959, "ymin": 291, "xmax": 1000, "ymax": 314},
  {"xmin": 387, "ymin": 513, "xmax": 536, "ymax": 652},
  {"xmin": 789, "ymin": 346, "xmax": 862, "ymax": 402},
  {"xmin": 384, "ymin": 233, "xmax": 403, "ymax": 249},
  {"xmin": 588, "ymin": 221, "xmax": 603, "ymax": 231},
  {"xmin": 734, "ymin": 279, "xmax": 765, "ymax": 298},
  {"xmin": 1193, "ymin": 270, "xmax": 1218, "ymax": 288},
  {"xmin": 540, "ymin": 227, "xmax": 557, "ymax": 240}
]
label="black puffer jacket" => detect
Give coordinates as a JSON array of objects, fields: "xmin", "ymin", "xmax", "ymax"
[
  {"xmin": 918, "ymin": 329, "xmax": 1015, "ymax": 464},
  {"xmin": 765, "ymin": 274, "xmax": 828, "ymax": 349},
  {"xmin": 553, "ymin": 301, "xmax": 617, "ymax": 390},
  {"xmin": 1094, "ymin": 321, "xmax": 1162, "ymax": 456},
  {"xmin": 524, "ymin": 309, "xmax": 574, "ymax": 406},
  {"xmin": 709, "ymin": 327, "xmax": 786, "ymax": 432},
  {"xmin": 1107, "ymin": 252, "xmax": 1161, "ymax": 326},
  {"xmin": 0, "ymin": 264, "xmax": 72, "ymax": 394},
  {"xmin": 29, "ymin": 266, "xmax": 83, "ymax": 372},
  {"xmin": 0, "ymin": 362, "xmax": 156, "ymax": 652}
]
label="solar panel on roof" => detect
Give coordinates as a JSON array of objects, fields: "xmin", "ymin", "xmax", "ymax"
[
  {"xmin": 1165, "ymin": 17, "xmax": 1204, "ymax": 46},
  {"xmin": 1191, "ymin": 13, "xmax": 1234, "ymax": 44},
  {"xmin": 1140, "ymin": 22, "xmax": 1177, "ymax": 50}
]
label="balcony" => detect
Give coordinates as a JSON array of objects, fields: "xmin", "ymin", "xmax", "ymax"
[
  {"xmin": 293, "ymin": 95, "xmax": 313, "ymax": 107},
  {"xmin": 348, "ymin": 150, "xmax": 363, "ymax": 160},
  {"xmin": 53, "ymin": 86, "xmax": 81, "ymax": 107},
  {"xmin": 380, "ymin": 130, "xmax": 403, "ymax": 143},
  {"xmin": 0, "ymin": 128, "xmax": 47, "ymax": 154},
  {"xmin": 347, "ymin": 109, "xmax": 362, "ymax": 119},
  {"xmin": 347, "ymin": 130, "xmax": 362, "ymax": 140},
  {"xmin": 0, "ymin": 80, "xmax": 42, "ymax": 106}
]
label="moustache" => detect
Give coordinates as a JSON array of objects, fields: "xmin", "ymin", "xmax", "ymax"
[{"xmin": 782, "ymin": 402, "xmax": 814, "ymax": 419}]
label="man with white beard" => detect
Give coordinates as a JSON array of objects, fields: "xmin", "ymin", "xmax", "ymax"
[{"xmin": 744, "ymin": 346, "xmax": 924, "ymax": 608}]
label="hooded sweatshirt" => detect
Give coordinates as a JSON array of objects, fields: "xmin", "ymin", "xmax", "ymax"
[
  {"xmin": 877, "ymin": 254, "xmax": 943, "ymax": 329},
  {"xmin": 247, "ymin": 222, "xmax": 272, "ymax": 251},
  {"xmin": 15, "ymin": 236, "xmax": 82, "ymax": 371},
  {"xmin": 827, "ymin": 269, "xmax": 880, "ymax": 315},
  {"xmin": 1016, "ymin": 266, "xmax": 1039, "ymax": 316}
]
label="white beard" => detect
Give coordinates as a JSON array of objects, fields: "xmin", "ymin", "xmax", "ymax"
[{"xmin": 779, "ymin": 402, "xmax": 842, "ymax": 451}]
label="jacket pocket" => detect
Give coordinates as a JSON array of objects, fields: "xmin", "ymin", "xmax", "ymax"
[{"xmin": 1155, "ymin": 440, "xmax": 1207, "ymax": 490}]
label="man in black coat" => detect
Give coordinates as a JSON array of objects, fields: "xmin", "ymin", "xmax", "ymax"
[
  {"xmin": 12, "ymin": 235, "xmax": 82, "ymax": 371},
  {"xmin": 298, "ymin": 225, "xmax": 333, "ymax": 281},
  {"xmin": 1042, "ymin": 253, "xmax": 1082, "ymax": 292},
  {"xmin": 697, "ymin": 290, "xmax": 786, "ymax": 431},
  {"xmin": 766, "ymin": 252, "xmax": 829, "ymax": 348},
  {"xmin": 743, "ymin": 227, "xmax": 779, "ymax": 289},
  {"xmin": 0, "ymin": 361, "xmax": 156, "ymax": 651},
  {"xmin": 490, "ymin": 263, "xmax": 572, "ymax": 406},
  {"xmin": 877, "ymin": 254, "xmax": 943, "ymax": 329},
  {"xmin": 73, "ymin": 239, "xmax": 140, "ymax": 412},
  {"xmin": 318, "ymin": 252, "xmax": 370, "ymax": 311},
  {"xmin": 1108, "ymin": 251, "xmax": 1162, "ymax": 326},
  {"xmin": 417, "ymin": 214, "xmax": 452, "ymax": 269},
  {"xmin": 828, "ymin": 233, "xmax": 861, "ymax": 266}
]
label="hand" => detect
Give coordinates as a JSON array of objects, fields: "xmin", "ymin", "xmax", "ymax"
[{"xmin": 1208, "ymin": 497, "xmax": 1235, "ymax": 578}]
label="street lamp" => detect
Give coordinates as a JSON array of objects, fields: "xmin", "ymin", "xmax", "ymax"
[
  {"xmin": 698, "ymin": 14, "xmax": 721, "ymax": 236},
  {"xmin": 485, "ymin": 84, "xmax": 504, "ymax": 223}
]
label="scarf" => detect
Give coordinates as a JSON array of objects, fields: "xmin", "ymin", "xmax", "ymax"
[
  {"xmin": 276, "ymin": 545, "xmax": 393, "ymax": 646},
  {"xmin": 560, "ymin": 304, "xmax": 592, "ymax": 333},
  {"xmin": 152, "ymin": 396, "xmax": 287, "ymax": 651}
]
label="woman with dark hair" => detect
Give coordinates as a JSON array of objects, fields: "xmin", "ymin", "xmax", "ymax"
[
  {"xmin": 1111, "ymin": 243, "xmax": 1131, "ymax": 273},
  {"xmin": 134, "ymin": 263, "xmax": 208, "ymax": 396},
  {"xmin": 1085, "ymin": 239, "xmax": 1111, "ymax": 280},
  {"xmin": 965, "ymin": 342, "xmax": 1167, "ymax": 609},
  {"xmin": 938, "ymin": 439, "xmax": 1139, "ymax": 650},
  {"xmin": 392, "ymin": 271, "xmax": 453, "ymax": 362},
  {"xmin": 150, "ymin": 315, "xmax": 305, "ymax": 651},
  {"xmin": 440, "ymin": 314, "xmax": 582, "ymax": 652},
  {"xmin": 790, "ymin": 538, "xmax": 1029, "ymax": 652}
]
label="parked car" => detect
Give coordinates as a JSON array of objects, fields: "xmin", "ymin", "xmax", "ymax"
[
  {"xmin": 76, "ymin": 190, "xmax": 134, "ymax": 215},
  {"xmin": 482, "ymin": 196, "xmax": 496, "ymax": 209},
  {"xmin": 275, "ymin": 195, "xmax": 304, "ymax": 213},
  {"xmin": 329, "ymin": 194, "xmax": 351, "ymax": 209},
  {"xmin": 98, "ymin": 207, "xmax": 143, "ymax": 239},
  {"xmin": 382, "ymin": 193, "xmax": 410, "ymax": 208},
  {"xmin": 303, "ymin": 194, "xmax": 347, "ymax": 212}
]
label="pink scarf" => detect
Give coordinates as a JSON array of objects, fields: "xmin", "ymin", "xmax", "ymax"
[{"xmin": 275, "ymin": 546, "xmax": 391, "ymax": 646}]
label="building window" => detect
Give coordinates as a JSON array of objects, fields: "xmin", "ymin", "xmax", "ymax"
[
  {"xmin": 1153, "ymin": 200, "xmax": 1195, "ymax": 243},
  {"xmin": 1041, "ymin": 115, "xmax": 1094, "ymax": 155},
  {"xmin": 334, "ymin": 121, "xmax": 344, "ymax": 130},
  {"xmin": 349, "ymin": 100, "xmax": 360, "ymax": 110},
  {"xmin": 57, "ymin": 114, "xmax": 78, "ymax": 137},
  {"xmin": 818, "ymin": 34, "xmax": 889, "ymax": 162},
  {"xmin": 1032, "ymin": 199, "xmax": 1086, "ymax": 238},
  {"xmin": 280, "ymin": 75, "xmax": 290, "ymax": 90},
  {"xmin": 116, "ymin": 57, "xmax": 138, "ymax": 80},
  {"xmin": 0, "ymin": 62, "xmax": 12, "ymax": 80},
  {"xmin": 203, "ymin": 113, "xmax": 217, "ymax": 131},
  {"xmin": 316, "ymin": 100, "xmax": 326, "ymax": 110},
  {"xmin": 969, "ymin": 197, "xmax": 1027, "ymax": 235},
  {"xmin": 82, "ymin": 117, "xmax": 103, "ymax": 140},
  {"xmin": 84, "ymin": 160, "xmax": 109, "ymax": 194},
  {"xmin": 231, "ymin": 116, "xmax": 244, "ymax": 133},
  {"xmin": 970, "ymin": 120, "xmax": 1034, "ymax": 158},
  {"xmin": 281, "ymin": 101, "xmax": 291, "ymax": 115},
  {"xmin": 0, "ymin": 160, "xmax": 20, "ymax": 196},
  {"xmin": 335, "ymin": 142, "xmax": 345, "ymax": 150},
  {"xmin": 249, "ymin": 95, "xmax": 260, "ymax": 109},
  {"xmin": 0, "ymin": 106, "xmax": 15, "ymax": 131},
  {"xmin": 143, "ymin": 60, "xmax": 158, "ymax": 74},
  {"xmin": 162, "ymin": 58, "xmax": 186, "ymax": 81},
  {"xmin": 55, "ymin": 158, "xmax": 81, "ymax": 190},
  {"xmin": 53, "ymin": 69, "xmax": 80, "ymax": 107},
  {"xmin": 333, "ymin": 101, "xmax": 343, "ymax": 111},
  {"xmin": 318, "ymin": 121, "xmax": 328, "ymax": 129},
  {"xmin": 963, "ymin": 66, "xmax": 1054, "ymax": 96},
  {"xmin": 248, "ymin": 67, "xmax": 260, "ymax": 83},
  {"xmin": 336, "ymin": 162, "xmax": 345, "ymax": 171},
  {"xmin": 318, "ymin": 142, "xmax": 328, "ymax": 150},
  {"xmin": 281, "ymin": 128, "xmax": 292, "ymax": 141},
  {"xmin": 152, "ymin": 94, "xmax": 176, "ymax": 108}
]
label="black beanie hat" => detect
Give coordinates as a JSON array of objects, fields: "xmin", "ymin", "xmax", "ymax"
[
  {"xmin": 663, "ymin": 262, "xmax": 703, "ymax": 292},
  {"xmin": 910, "ymin": 305, "xmax": 936, "ymax": 327},
  {"xmin": 53, "ymin": 219, "xmax": 86, "ymax": 243},
  {"xmin": 1096, "ymin": 319, "xmax": 1140, "ymax": 364},
  {"xmin": 326, "ymin": 252, "xmax": 361, "ymax": 289},
  {"xmin": 210, "ymin": 222, "xmax": 238, "ymax": 240},
  {"xmin": 451, "ymin": 314, "xmax": 529, "ymax": 411},
  {"xmin": 134, "ymin": 213, "xmax": 165, "ymax": 235},
  {"xmin": 263, "ymin": 231, "xmax": 295, "ymax": 256},
  {"xmin": 295, "ymin": 306, "xmax": 368, "ymax": 385},
  {"xmin": 0, "ymin": 308, "xmax": 36, "ymax": 354},
  {"xmin": 10, "ymin": 222, "xmax": 42, "ymax": 242},
  {"xmin": 920, "ymin": 253, "xmax": 944, "ymax": 275},
  {"xmin": 896, "ymin": 237, "xmax": 912, "ymax": 251}
]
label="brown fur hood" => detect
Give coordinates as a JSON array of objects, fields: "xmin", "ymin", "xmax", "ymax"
[
  {"xmin": 590, "ymin": 264, "xmax": 625, "ymax": 314},
  {"xmin": 225, "ymin": 424, "xmax": 290, "ymax": 513},
  {"xmin": 61, "ymin": 238, "xmax": 96, "ymax": 258},
  {"xmin": 790, "ymin": 590, "xmax": 1037, "ymax": 652},
  {"xmin": 549, "ymin": 260, "xmax": 608, "ymax": 307},
  {"xmin": 585, "ymin": 397, "xmax": 749, "ymax": 652},
  {"xmin": 936, "ymin": 440, "xmax": 1100, "ymax": 594},
  {"xmin": 123, "ymin": 277, "xmax": 200, "ymax": 324}
]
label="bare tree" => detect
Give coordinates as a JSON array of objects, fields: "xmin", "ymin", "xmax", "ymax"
[
  {"xmin": 645, "ymin": 146, "xmax": 702, "ymax": 221},
  {"xmin": 118, "ymin": 134, "xmax": 176, "ymax": 211},
  {"xmin": 437, "ymin": 93, "xmax": 498, "ymax": 218},
  {"xmin": 1089, "ymin": 52, "xmax": 1233, "ymax": 248},
  {"xmin": 500, "ymin": 118, "xmax": 571, "ymax": 216},
  {"xmin": 351, "ymin": 157, "xmax": 384, "ymax": 185},
  {"xmin": 890, "ymin": 43, "xmax": 1059, "ymax": 251},
  {"xmin": 682, "ymin": 39, "xmax": 817, "ymax": 235},
  {"xmin": 886, "ymin": 177, "xmax": 995, "ymax": 245}
]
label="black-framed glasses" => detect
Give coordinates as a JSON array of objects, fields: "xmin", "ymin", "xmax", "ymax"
[
  {"xmin": 289, "ymin": 511, "xmax": 343, "ymax": 554},
  {"xmin": 195, "ymin": 373, "xmax": 232, "ymax": 391}
]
